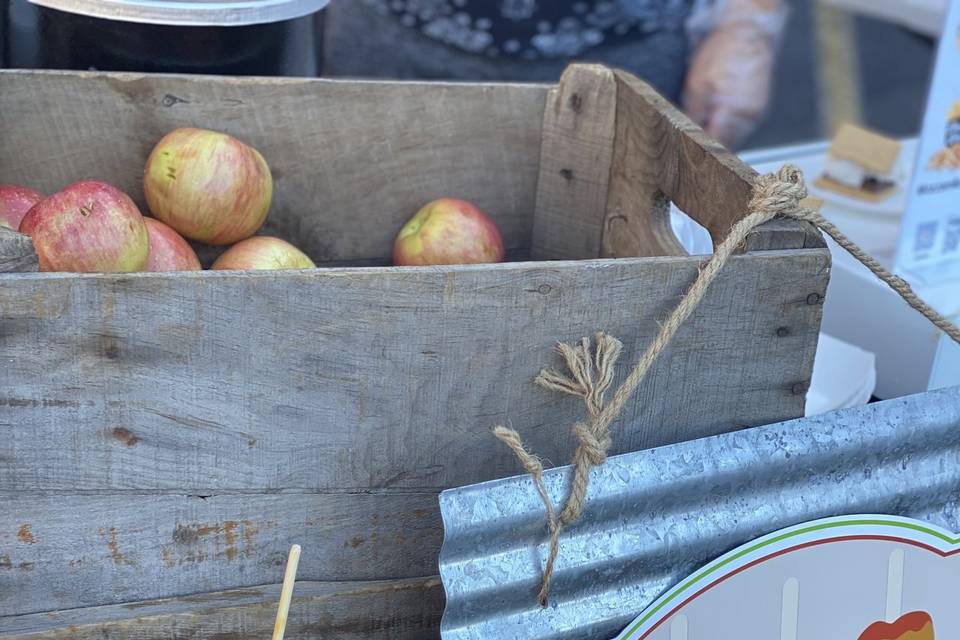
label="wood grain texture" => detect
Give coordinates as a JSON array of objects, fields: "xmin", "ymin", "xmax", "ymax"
[
  {"xmin": 0, "ymin": 70, "xmax": 547, "ymax": 265},
  {"xmin": 0, "ymin": 67, "xmax": 830, "ymax": 627},
  {"xmin": 0, "ymin": 228, "xmax": 37, "ymax": 273},
  {"xmin": 0, "ymin": 257, "xmax": 827, "ymax": 494},
  {"xmin": 605, "ymin": 71, "xmax": 824, "ymax": 257},
  {"xmin": 0, "ymin": 493, "xmax": 442, "ymax": 617},
  {"xmin": 1, "ymin": 577, "xmax": 444, "ymax": 639},
  {"xmin": 0, "ymin": 252, "xmax": 828, "ymax": 614},
  {"xmin": 530, "ymin": 64, "xmax": 617, "ymax": 260}
]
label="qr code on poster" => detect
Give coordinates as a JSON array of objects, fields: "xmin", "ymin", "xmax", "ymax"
[
  {"xmin": 914, "ymin": 221, "xmax": 938, "ymax": 253},
  {"xmin": 945, "ymin": 218, "xmax": 960, "ymax": 254}
]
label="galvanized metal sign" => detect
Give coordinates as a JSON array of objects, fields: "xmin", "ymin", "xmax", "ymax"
[{"xmin": 438, "ymin": 386, "xmax": 960, "ymax": 640}]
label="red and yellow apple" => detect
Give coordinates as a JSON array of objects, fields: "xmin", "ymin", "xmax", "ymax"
[
  {"xmin": 211, "ymin": 236, "xmax": 315, "ymax": 271},
  {"xmin": 143, "ymin": 217, "xmax": 201, "ymax": 272},
  {"xmin": 144, "ymin": 127, "xmax": 272, "ymax": 245},
  {"xmin": 393, "ymin": 198, "xmax": 504, "ymax": 266},
  {"xmin": 0, "ymin": 184, "xmax": 44, "ymax": 230},
  {"xmin": 28, "ymin": 181, "xmax": 149, "ymax": 272}
]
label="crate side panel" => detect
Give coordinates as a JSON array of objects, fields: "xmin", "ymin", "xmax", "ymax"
[
  {"xmin": 0, "ymin": 493, "xmax": 442, "ymax": 617},
  {"xmin": 0, "ymin": 71, "xmax": 547, "ymax": 264},
  {"xmin": 0, "ymin": 253, "xmax": 828, "ymax": 495}
]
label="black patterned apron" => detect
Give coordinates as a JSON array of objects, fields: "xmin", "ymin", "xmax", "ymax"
[{"xmin": 324, "ymin": 0, "xmax": 694, "ymax": 103}]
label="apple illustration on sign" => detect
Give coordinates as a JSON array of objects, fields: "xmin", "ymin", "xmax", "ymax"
[{"xmin": 859, "ymin": 611, "xmax": 933, "ymax": 640}]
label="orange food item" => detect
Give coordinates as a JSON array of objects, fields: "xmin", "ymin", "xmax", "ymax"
[{"xmin": 858, "ymin": 611, "xmax": 934, "ymax": 640}]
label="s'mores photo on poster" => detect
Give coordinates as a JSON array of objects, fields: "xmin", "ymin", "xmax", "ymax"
[{"xmin": 817, "ymin": 123, "xmax": 904, "ymax": 202}]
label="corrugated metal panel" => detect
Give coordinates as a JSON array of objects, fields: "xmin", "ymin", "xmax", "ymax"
[{"xmin": 439, "ymin": 387, "xmax": 960, "ymax": 640}]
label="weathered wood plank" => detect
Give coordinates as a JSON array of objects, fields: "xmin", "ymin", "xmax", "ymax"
[
  {"xmin": 0, "ymin": 255, "xmax": 827, "ymax": 495},
  {"xmin": 0, "ymin": 70, "xmax": 547, "ymax": 265},
  {"xmin": 0, "ymin": 578, "xmax": 444, "ymax": 639},
  {"xmin": 530, "ymin": 64, "xmax": 617, "ymax": 260},
  {"xmin": 0, "ymin": 228, "xmax": 37, "ymax": 273},
  {"xmin": 0, "ymin": 493, "xmax": 441, "ymax": 616},
  {"xmin": 606, "ymin": 70, "xmax": 824, "ymax": 256}
]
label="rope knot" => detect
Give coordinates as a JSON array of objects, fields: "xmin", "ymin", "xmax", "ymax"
[
  {"xmin": 572, "ymin": 423, "xmax": 610, "ymax": 465},
  {"xmin": 748, "ymin": 165, "xmax": 810, "ymax": 219},
  {"xmin": 494, "ymin": 163, "xmax": 960, "ymax": 609}
]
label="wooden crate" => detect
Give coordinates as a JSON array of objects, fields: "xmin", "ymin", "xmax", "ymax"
[{"xmin": 0, "ymin": 64, "xmax": 829, "ymax": 638}]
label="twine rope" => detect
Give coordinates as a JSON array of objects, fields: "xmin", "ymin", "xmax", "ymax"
[{"xmin": 494, "ymin": 164, "xmax": 960, "ymax": 607}]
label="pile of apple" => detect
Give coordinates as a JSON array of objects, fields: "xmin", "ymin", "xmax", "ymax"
[{"xmin": 0, "ymin": 127, "xmax": 504, "ymax": 273}]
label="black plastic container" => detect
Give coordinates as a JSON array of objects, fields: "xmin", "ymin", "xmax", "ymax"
[{"xmin": 6, "ymin": 0, "xmax": 328, "ymax": 76}]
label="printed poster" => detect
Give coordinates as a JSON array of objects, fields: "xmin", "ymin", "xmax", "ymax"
[{"xmin": 895, "ymin": 0, "xmax": 960, "ymax": 283}]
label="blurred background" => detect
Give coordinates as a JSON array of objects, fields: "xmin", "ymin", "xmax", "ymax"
[
  {"xmin": 0, "ymin": 0, "xmax": 939, "ymax": 151},
  {"xmin": 749, "ymin": 0, "xmax": 935, "ymax": 148}
]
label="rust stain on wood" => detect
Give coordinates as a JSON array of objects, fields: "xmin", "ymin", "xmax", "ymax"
[
  {"xmin": 169, "ymin": 521, "xmax": 252, "ymax": 564},
  {"xmin": 241, "ymin": 520, "xmax": 258, "ymax": 557},
  {"xmin": 0, "ymin": 397, "xmax": 81, "ymax": 408},
  {"xmin": 108, "ymin": 426, "xmax": 140, "ymax": 447},
  {"xmin": 17, "ymin": 524, "xmax": 35, "ymax": 544},
  {"xmin": 223, "ymin": 521, "xmax": 238, "ymax": 561},
  {"xmin": 348, "ymin": 536, "xmax": 365, "ymax": 548},
  {"xmin": 161, "ymin": 545, "xmax": 175, "ymax": 568},
  {"xmin": 100, "ymin": 527, "xmax": 132, "ymax": 566}
]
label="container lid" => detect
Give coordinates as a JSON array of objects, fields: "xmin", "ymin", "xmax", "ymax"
[{"xmin": 29, "ymin": 0, "xmax": 329, "ymax": 26}]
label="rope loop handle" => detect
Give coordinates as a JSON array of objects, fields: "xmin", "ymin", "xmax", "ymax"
[{"xmin": 494, "ymin": 164, "xmax": 960, "ymax": 607}]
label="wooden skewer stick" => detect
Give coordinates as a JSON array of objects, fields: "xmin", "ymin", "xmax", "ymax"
[{"xmin": 272, "ymin": 544, "xmax": 302, "ymax": 640}]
